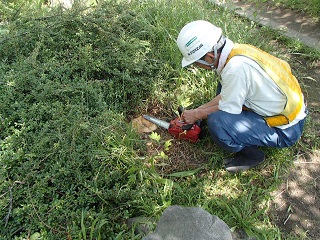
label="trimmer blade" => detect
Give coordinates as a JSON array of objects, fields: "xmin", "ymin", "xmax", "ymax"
[{"xmin": 143, "ymin": 115, "xmax": 170, "ymax": 129}]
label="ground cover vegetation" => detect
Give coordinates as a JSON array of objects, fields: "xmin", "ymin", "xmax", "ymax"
[{"xmin": 0, "ymin": 0, "xmax": 319, "ymax": 239}]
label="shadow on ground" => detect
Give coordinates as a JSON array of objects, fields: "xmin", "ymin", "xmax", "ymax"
[
  {"xmin": 230, "ymin": 0, "xmax": 320, "ymax": 50},
  {"xmin": 271, "ymin": 151, "xmax": 320, "ymax": 239}
]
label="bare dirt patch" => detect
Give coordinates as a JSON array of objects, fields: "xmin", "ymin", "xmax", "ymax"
[{"xmin": 271, "ymin": 151, "xmax": 320, "ymax": 239}]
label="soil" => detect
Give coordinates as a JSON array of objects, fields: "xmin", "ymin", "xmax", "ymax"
[{"xmin": 271, "ymin": 151, "xmax": 320, "ymax": 239}]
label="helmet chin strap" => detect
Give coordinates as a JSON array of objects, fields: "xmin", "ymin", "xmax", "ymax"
[
  {"xmin": 195, "ymin": 59, "xmax": 216, "ymax": 70},
  {"xmin": 212, "ymin": 47, "xmax": 219, "ymax": 70}
]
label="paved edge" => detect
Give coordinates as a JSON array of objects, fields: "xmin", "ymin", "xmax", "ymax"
[{"xmin": 210, "ymin": 0, "xmax": 320, "ymax": 51}]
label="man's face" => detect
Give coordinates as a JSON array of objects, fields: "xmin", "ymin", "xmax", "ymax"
[{"xmin": 194, "ymin": 52, "xmax": 216, "ymax": 70}]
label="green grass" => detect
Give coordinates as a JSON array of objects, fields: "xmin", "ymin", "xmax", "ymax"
[{"xmin": 0, "ymin": 0, "xmax": 319, "ymax": 239}]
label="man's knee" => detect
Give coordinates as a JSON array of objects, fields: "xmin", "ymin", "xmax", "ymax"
[
  {"xmin": 207, "ymin": 111, "xmax": 242, "ymax": 152},
  {"xmin": 207, "ymin": 111, "xmax": 231, "ymax": 132}
]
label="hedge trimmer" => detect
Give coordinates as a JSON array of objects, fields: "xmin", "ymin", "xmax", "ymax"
[{"xmin": 143, "ymin": 106, "xmax": 202, "ymax": 143}]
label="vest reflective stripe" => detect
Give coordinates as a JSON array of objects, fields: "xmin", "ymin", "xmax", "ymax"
[{"xmin": 226, "ymin": 44, "xmax": 303, "ymax": 127}]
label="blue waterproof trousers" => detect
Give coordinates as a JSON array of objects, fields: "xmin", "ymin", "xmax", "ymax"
[{"xmin": 207, "ymin": 110, "xmax": 306, "ymax": 153}]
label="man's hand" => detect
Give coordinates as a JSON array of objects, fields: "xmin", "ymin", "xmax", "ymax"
[
  {"xmin": 182, "ymin": 109, "xmax": 199, "ymax": 124},
  {"xmin": 182, "ymin": 104, "xmax": 220, "ymax": 124},
  {"xmin": 181, "ymin": 95, "xmax": 221, "ymax": 124}
]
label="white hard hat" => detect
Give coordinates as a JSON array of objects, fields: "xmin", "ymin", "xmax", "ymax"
[{"xmin": 177, "ymin": 20, "xmax": 223, "ymax": 67}]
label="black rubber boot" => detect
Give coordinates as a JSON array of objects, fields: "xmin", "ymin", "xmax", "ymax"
[{"xmin": 224, "ymin": 146, "xmax": 265, "ymax": 173}]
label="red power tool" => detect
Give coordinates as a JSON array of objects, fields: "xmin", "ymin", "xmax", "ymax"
[{"xmin": 143, "ymin": 106, "xmax": 202, "ymax": 143}]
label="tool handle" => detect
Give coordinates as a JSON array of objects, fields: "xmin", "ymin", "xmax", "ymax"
[
  {"xmin": 181, "ymin": 124, "xmax": 193, "ymax": 131},
  {"xmin": 178, "ymin": 106, "xmax": 184, "ymax": 117}
]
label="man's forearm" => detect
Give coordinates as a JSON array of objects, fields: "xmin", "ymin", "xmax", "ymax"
[
  {"xmin": 194, "ymin": 105, "xmax": 219, "ymax": 120},
  {"xmin": 182, "ymin": 95, "xmax": 221, "ymax": 123},
  {"xmin": 197, "ymin": 94, "xmax": 221, "ymax": 110}
]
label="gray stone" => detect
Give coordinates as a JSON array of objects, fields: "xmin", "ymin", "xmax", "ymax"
[{"xmin": 143, "ymin": 205, "xmax": 234, "ymax": 240}]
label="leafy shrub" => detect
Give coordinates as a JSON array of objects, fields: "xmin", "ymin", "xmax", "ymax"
[
  {"xmin": 1, "ymin": 1, "xmax": 160, "ymax": 113},
  {"xmin": 0, "ymin": 1, "xmax": 164, "ymax": 238}
]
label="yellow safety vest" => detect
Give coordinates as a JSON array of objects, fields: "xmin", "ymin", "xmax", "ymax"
[{"xmin": 225, "ymin": 44, "xmax": 303, "ymax": 127}]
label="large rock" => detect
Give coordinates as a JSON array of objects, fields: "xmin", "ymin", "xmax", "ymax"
[{"xmin": 143, "ymin": 205, "xmax": 235, "ymax": 240}]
